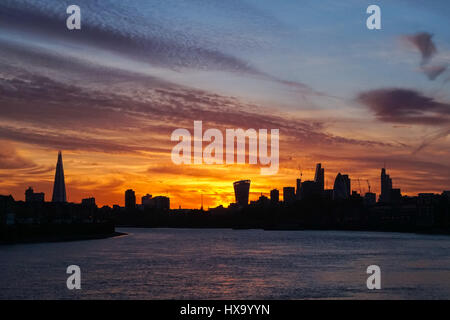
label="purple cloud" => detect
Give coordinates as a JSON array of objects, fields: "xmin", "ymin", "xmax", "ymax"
[{"xmin": 357, "ymin": 88, "xmax": 450, "ymax": 126}]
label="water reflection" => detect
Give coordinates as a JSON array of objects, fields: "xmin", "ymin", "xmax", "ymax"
[{"xmin": 1, "ymin": 228, "xmax": 450, "ymax": 299}]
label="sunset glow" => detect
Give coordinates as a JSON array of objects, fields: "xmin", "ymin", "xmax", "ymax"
[{"xmin": 0, "ymin": 0, "xmax": 449, "ymax": 208}]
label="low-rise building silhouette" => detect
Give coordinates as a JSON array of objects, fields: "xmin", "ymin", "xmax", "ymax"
[
  {"xmin": 270, "ymin": 189, "xmax": 279, "ymax": 204},
  {"xmin": 25, "ymin": 187, "xmax": 44, "ymax": 203},
  {"xmin": 81, "ymin": 197, "xmax": 96, "ymax": 207},
  {"xmin": 364, "ymin": 192, "xmax": 376, "ymax": 206},
  {"xmin": 283, "ymin": 187, "xmax": 296, "ymax": 204},
  {"xmin": 142, "ymin": 194, "xmax": 153, "ymax": 206},
  {"xmin": 153, "ymin": 196, "xmax": 170, "ymax": 210},
  {"xmin": 299, "ymin": 180, "xmax": 319, "ymax": 200}
]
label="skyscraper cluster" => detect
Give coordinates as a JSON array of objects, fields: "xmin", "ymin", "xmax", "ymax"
[
  {"xmin": 14, "ymin": 151, "xmax": 417, "ymax": 211},
  {"xmin": 292, "ymin": 163, "xmax": 327, "ymax": 201},
  {"xmin": 252, "ymin": 163, "xmax": 404, "ymax": 206}
]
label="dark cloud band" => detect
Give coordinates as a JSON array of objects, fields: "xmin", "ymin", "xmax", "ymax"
[{"xmin": 357, "ymin": 88, "xmax": 450, "ymax": 126}]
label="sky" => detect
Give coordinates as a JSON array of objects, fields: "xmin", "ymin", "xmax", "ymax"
[{"xmin": 0, "ymin": 0, "xmax": 449, "ymax": 208}]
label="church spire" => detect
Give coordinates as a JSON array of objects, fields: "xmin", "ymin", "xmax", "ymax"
[{"xmin": 52, "ymin": 151, "xmax": 67, "ymax": 202}]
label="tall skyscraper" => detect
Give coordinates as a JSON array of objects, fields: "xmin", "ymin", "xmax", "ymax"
[
  {"xmin": 233, "ymin": 180, "xmax": 250, "ymax": 207},
  {"xmin": 125, "ymin": 189, "xmax": 136, "ymax": 209},
  {"xmin": 333, "ymin": 173, "xmax": 351, "ymax": 200},
  {"xmin": 379, "ymin": 168, "xmax": 393, "ymax": 203},
  {"xmin": 51, "ymin": 151, "xmax": 67, "ymax": 203},
  {"xmin": 314, "ymin": 163, "xmax": 325, "ymax": 192}
]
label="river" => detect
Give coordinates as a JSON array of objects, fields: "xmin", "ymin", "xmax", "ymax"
[{"xmin": 1, "ymin": 228, "xmax": 450, "ymax": 299}]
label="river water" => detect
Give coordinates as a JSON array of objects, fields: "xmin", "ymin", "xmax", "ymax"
[{"xmin": 1, "ymin": 228, "xmax": 450, "ymax": 299}]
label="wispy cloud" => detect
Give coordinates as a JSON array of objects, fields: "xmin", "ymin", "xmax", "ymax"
[
  {"xmin": 0, "ymin": 142, "xmax": 36, "ymax": 170},
  {"xmin": 0, "ymin": 60, "xmax": 385, "ymax": 156},
  {"xmin": 401, "ymin": 32, "xmax": 448, "ymax": 81},
  {"xmin": 402, "ymin": 32, "xmax": 437, "ymax": 65},
  {"xmin": 0, "ymin": 0, "xmax": 314, "ymax": 94},
  {"xmin": 412, "ymin": 128, "xmax": 450, "ymax": 154}
]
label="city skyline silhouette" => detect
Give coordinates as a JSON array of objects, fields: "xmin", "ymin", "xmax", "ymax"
[
  {"xmin": 1, "ymin": 1, "xmax": 450, "ymax": 303},
  {"xmin": 3, "ymin": 150, "xmax": 448, "ymax": 210},
  {"xmin": 0, "ymin": 1, "xmax": 449, "ymax": 209}
]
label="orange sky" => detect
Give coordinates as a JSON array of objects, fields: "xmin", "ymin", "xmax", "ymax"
[
  {"xmin": 0, "ymin": 64, "xmax": 448, "ymax": 208},
  {"xmin": 1, "ymin": 126, "xmax": 448, "ymax": 209}
]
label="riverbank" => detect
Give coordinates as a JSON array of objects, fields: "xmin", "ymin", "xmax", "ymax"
[
  {"xmin": 0, "ymin": 222, "xmax": 125, "ymax": 245},
  {"xmin": 117, "ymin": 223, "xmax": 450, "ymax": 236},
  {"xmin": 0, "ymin": 231, "xmax": 127, "ymax": 245}
]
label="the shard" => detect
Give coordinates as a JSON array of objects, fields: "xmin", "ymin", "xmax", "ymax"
[{"xmin": 51, "ymin": 151, "xmax": 67, "ymax": 203}]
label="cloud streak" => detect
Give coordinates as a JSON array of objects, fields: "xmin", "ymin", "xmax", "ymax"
[
  {"xmin": 0, "ymin": 1, "xmax": 254, "ymax": 73},
  {"xmin": 0, "ymin": 0, "xmax": 314, "ymax": 94},
  {"xmin": 0, "ymin": 142, "xmax": 36, "ymax": 170},
  {"xmin": 412, "ymin": 128, "xmax": 450, "ymax": 154},
  {"xmin": 0, "ymin": 60, "xmax": 386, "ymax": 157}
]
